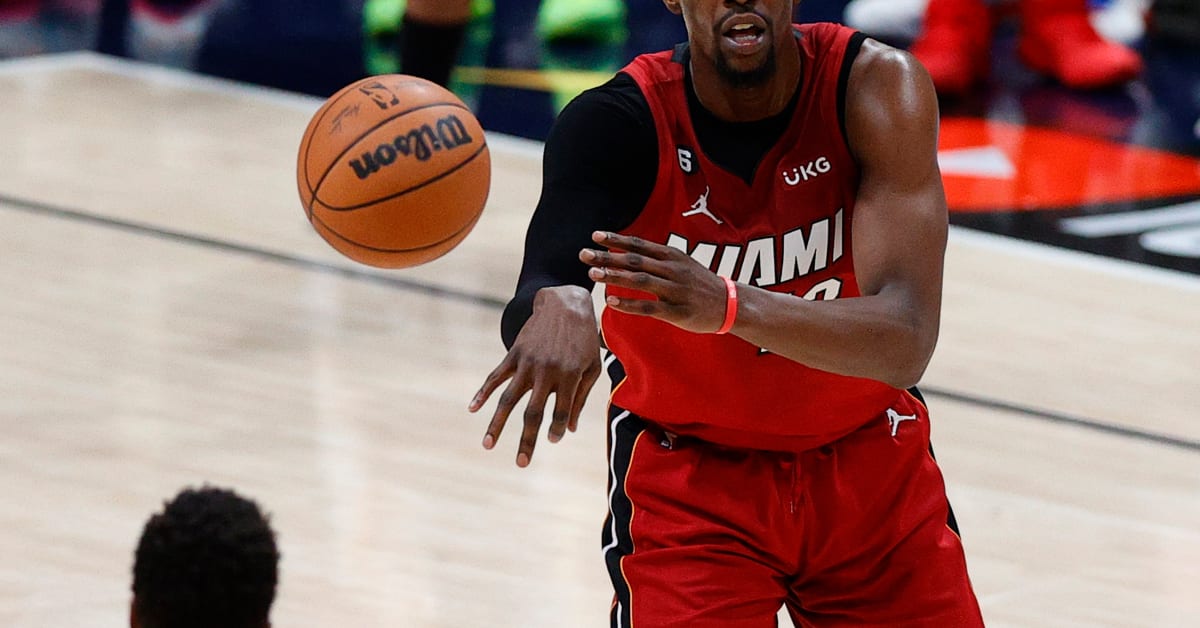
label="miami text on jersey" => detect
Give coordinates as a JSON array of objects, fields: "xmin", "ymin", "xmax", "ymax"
[{"xmin": 666, "ymin": 208, "xmax": 845, "ymax": 288}]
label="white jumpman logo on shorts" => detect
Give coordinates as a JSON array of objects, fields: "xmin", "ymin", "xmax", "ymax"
[
  {"xmin": 886, "ymin": 408, "xmax": 917, "ymax": 437},
  {"xmin": 682, "ymin": 186, "xmax": 722, "ymax": 224}
]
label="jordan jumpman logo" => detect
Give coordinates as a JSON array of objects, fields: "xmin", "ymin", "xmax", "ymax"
[{"xmin": 682, "ymin": 186, "xmax": 722, "ymax": 224}]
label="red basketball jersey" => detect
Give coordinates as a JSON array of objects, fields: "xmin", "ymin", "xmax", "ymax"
[{"xmin": 604, "ymin": 23, "xmax": 903, "ymax": 451}]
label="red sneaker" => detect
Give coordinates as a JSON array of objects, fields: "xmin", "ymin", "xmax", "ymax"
[
  {"xmin": 1017, "ymin": 0, "xmax": 1143, "ymax": 89},
  {"xmin": 910, "ymin": 0, "xmax": 994, "ymax": 96}
]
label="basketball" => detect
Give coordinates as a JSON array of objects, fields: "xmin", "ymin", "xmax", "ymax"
[{"xmin": 297, "ymin": 75, "xmax": 491, "ymax": 268}]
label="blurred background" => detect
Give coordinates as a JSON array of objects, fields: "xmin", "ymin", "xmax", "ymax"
[
  {"xmin": 2, "ymin": 4, "xmax": 1198, "ymax": 626},
  {"xmin": 2, "ymin": 0, "xmax": 1199, "ymax": 273}
]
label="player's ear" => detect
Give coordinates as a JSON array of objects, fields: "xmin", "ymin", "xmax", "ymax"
[{"xmin": 661, "ymin": 0, "xmax": 682, "ymax": 16}]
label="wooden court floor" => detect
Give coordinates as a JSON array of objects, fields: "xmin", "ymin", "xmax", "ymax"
[{"xmin": 1, "ymin": 53, "xmax": 1198, "ymax": 627}]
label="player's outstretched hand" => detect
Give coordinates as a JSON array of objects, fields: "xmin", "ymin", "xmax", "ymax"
[
  {"xmin": 581, "ymin": 231, "xmax": 727, "ymax": 334},
  {"xmin": 469, "ymin": 286, "xmax": 602, "ymax": 467}
]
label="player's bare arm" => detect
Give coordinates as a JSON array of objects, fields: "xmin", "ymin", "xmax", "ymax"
[{"xmin": 583, "ymin": 41, "xmax": 946, "ymax": 390}]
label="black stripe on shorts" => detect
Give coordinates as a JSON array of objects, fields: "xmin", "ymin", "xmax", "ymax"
[{"xmin": 603, "ymin": 405, "xmax": 643, "ymax": 628}]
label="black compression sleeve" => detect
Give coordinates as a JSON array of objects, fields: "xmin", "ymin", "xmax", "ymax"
[{"xmin": 500, "ymin": 73, "xmax": 657, "ymax": 348}]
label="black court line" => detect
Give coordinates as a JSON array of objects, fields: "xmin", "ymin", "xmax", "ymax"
[
  {"xmin": 4, "ymin": 192, "xmax": 1199, "ymax": 454},
  {"xmin": 920, "ymin": 386, "xmax": 1200, "ymax": 453},
  {"xmin": 0, "ymin": 192, "xmax": 507, "ymax": 310}
]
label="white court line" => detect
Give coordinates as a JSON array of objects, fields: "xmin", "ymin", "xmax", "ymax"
[
  {"xmin": 1059, "ymin": 200, "xmax": 1200, "ymax": 237},
  {"xmin": 4, "ymin": 52, "xmax": 1196, "ymax": 288},
  {"xmin": 949, "ymin": 227, "xmax": 1200, "ymax": 292}
]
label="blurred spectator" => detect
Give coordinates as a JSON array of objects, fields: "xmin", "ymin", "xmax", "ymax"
[
  {"xmin": 368, "ymin": 0, "xmax": 626, "ymax": 88},
  {"xmin": 131, "ymin": 486, "xmax": 279, "ymax": 628},
  {"xmin": 1144, "ymin": 0, "xmax": 1200, "ymax": 145},
  {"xmin": 1092, "ymin": 0, "xmax": 1149, "ymax": 45},
  {"xmin": 0, "ymin": 0, "xmax": 45, "ymax": 58},
  {"xmin": 2, "ymin": 0, "xmax": 100, "ymax": 59},
  {"xmin": 397, "ymin": 0, "xmax": 470, "ymax": 86},
  {"xmin": 1148, "ymin": 0, "xmax": 1200, "ymax": 47},
  {"xmin": 194, "ymin": 0, "xmax": 365, "ymax": 96},
  {"xmin": 540, "ymin": 0, "xmax": 624, "ymax": 46},
  {"xmin": 844, "ymin": 0, "xmax": 926, "ymax": 43},
  {"xmin": 96, "ymin": 0, "xmax": 130, "ymax": 56},
  {"xmin": 126, "ymin": 0, "xmax": 220, "ymax": 68},
  {"xmin": 365, "ymin": 0, "xmax": 475, "ymax": 86},
  {"xmin": 839, "ymin": 0, "xmax": 1150, "ymax": 46},
  {"xmin": 909, "ymin": 0, "xmax": 1142, "ymax": 95}
]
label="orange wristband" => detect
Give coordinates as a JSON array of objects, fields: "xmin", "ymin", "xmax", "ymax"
[{"xmin": 715, "ymin": 276, "xmax": 738, "ymax": 335}]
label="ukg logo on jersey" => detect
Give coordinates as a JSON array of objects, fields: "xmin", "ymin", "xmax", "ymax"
[{"xmin": 782, "ymin": 157, "xmax": 831, "ymax": 186}]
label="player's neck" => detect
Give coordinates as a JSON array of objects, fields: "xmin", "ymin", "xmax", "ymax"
[{"xmin": 689, "ymin": 49, "xmax": 801, "ymax": 123}]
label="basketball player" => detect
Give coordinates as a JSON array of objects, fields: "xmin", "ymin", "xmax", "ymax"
[
  {"xmin": 131, "ymin": 486, "xmax": 279, "ymax": 628},
  {"xmin": 470, "ymin": 0, "xmax": 985, "ymax": 624}
]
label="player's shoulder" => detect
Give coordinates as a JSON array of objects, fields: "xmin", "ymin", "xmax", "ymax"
[
  {"xmin": 843, "ymin": 37, "xmax": 939, "ymax": 159},
  {"xmin": 848, "ymin": 38, "xmax": 934, "ymax": 97}
]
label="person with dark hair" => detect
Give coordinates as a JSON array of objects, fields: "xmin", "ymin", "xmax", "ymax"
[{"xmin": 131, "ymin": 486, "xmax": 279, "ymax": 628}]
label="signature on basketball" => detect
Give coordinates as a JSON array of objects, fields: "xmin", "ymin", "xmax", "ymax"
[
  {"xmin": 348, "ymin": 114, "xmax": 475, "ymax": 180},
  {"xmin": 358, "ymin": 81, "xmax": 400, "ymax": 110},
  {"xmin": 330, "ymin": 103, "xmax": 361, "ymax": 134}
]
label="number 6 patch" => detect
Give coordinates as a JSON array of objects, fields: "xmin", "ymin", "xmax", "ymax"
[{"xmin": 676, "ymin": 146, "xmax": 696, "ymax": 174}]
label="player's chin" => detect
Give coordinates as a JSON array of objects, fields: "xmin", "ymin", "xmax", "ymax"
[{"xmin": 715, "ymin": 55, "xmax": 775, "ymax": 88}]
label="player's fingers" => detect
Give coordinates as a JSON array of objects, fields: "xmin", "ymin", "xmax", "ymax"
[
  {"xmin": 587, "ymin": 266, "xmax": 671, "ymax": 295},
  {"xmin": 592, "ymin": 231, "xmax": 672, "ymax": 259},
  {"xmin": 469, "ymin": 355, "xmax": 517, "ymax": 412},
  {"xmin": 603, "ymin": 294, "xmax": 670, "ymax": 318},
  {"xmin": 517, "ymin": 378, "xmax": 554, "ymax": 467},
  {"xmin": 568, "ymin": 364, "xmax": 601, "ymax": 432},
  {"xmin": 483, "ymin": 373, "xmax": 529, "ymax": 450},
  {"xmin": 579, "ymin": 248, "xmax": 670, "ymax": 277},
  {"xmin": 547, "ymin": 380, "xmax": 577, "ymax": 443}
]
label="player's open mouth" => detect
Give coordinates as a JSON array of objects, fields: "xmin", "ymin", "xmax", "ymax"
[{"xmin": 722, "ymin": 15, "xmax": 767, "ymax": 54}]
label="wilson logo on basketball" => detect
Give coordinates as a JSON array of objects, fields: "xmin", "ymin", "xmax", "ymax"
[{"xmin": 349, "ymin": 114, "xmax": 475, "ymax": 180}]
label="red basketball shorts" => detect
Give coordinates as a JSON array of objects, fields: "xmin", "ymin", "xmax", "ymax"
[{"xmin": 601, "ymin": 391, "xmax": 984, "ymax": 627}]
